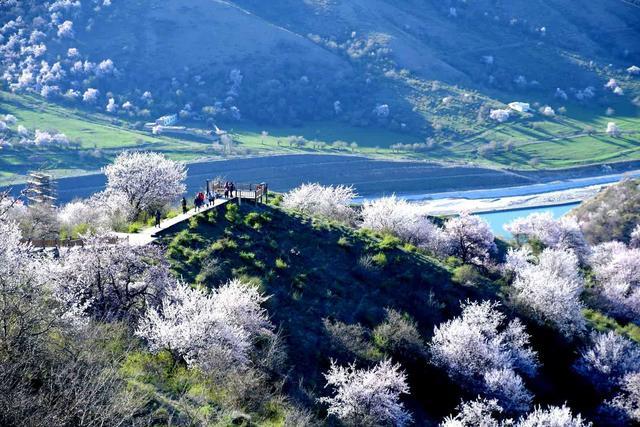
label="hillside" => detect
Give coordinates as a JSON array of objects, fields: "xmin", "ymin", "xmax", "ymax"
[
  {"xmin": 1, "ymin": 0, "xmax": 640, "ymax": 181},
  {"xmin": 151, "ymin": 200, "xmax": 615, "ymax": 424}
]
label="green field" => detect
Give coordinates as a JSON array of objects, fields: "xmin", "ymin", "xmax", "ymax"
[{"xmin": 1, "ymin": 90, "xmax": 640, "ymax": 186}]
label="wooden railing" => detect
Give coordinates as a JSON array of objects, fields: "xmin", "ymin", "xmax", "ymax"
[{"xmin": 206, "ymin": 181, "xmax": 268, "ymax": 204}]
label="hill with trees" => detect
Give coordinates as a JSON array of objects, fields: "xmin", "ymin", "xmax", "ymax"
[
  {"xmin": 1, "ymin": 0, "xmax": 640, "ymax": 183},
  {"xmin": 6, "ymin": 153, "xmax": 640, "ymax": 424}
]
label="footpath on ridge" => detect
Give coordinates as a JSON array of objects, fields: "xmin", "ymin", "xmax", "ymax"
[{"xmin": 113, "ymin": 198, "xmax": 230, "ymax": 246}]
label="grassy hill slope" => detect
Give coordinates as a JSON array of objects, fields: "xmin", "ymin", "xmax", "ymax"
[{"xmin": 153, "ymin": 200, "xmax": 625, "ymax": 424}]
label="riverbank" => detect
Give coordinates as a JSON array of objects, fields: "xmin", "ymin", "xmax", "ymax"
[{"xmin": 412, "ymin": 184, "xmax": 603, "ymax": 216}]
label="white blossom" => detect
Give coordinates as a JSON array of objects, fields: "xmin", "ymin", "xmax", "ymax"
[
  {"xmin": 505, "ymin": 212, "xmax": 589, "ymax": 262},
  {"xmin": 56, "ymin": 20, "xmax": 74, "ymax": 38},
  {"xmin": 511, "ymin": 248, "xmax": 585, "ymax": 336},
  {"xmin": 320, "ymin": 359, "xmax": 412, "ymax": 426},
  {"xmin": 137, "ymin": 279, "xmax": 273, "ymax": 369},
  {"xmin": 105, "ymin": 97, "xmax": 117, "ymax": 113},
  {"xmin": 575, "ymin": 331, "xmax": 640, "ymax": 390},
  {"xmin": 590, "ymin": 241, "xmax": 640, "ymax": 319},
  {"xmin": 3, "ymin": 114, "xmax": 17, "ymax": 125},
  {"xmin": 283, "ymin": 183, "xmax": 356, "ymax": 223},
  {"xmin": 82, "ymin": 87, "xmax": 99, "ymax": 103},
  {"xmin": 490, "ymin": 109, "xmax": 510, "ymax": 122},
  {"xmin": 607, "ymin": 372, "xmax": 640, "ymax": 423},
  {"xmin": 373, "ymin": 104, "xmax": 390, "ymax": 118},
  {"xmin": 55, "ymin": 235, "xmax": 172, "ymax": 322},
  {"xmin": 429, "ymin": 300, "xmax": 538, "ymax": 412},
  {"xmin": 103, "ymin": 151, "xmax": 186, "ymax": 217},
  {"xmin": 517, "ymin": 405, "xmax": 590, "ymax": 427},
  {"xmin": 360, "ymin": 195, "xmax": 447, "ymax": 252},
  {"xmin": 441, "ymin": 397, "xmax": 503, "ymax": 427},
  {"xmin": 606, "ymin": 122, "xmax": 620, "ymax": 136},
  {"xmin": 444, "ymin": 213, "xmax": 496, "ymax": 265},
  {"xmin": 96, "ymin": 59, "xmax": 115, "ymax": 76}
]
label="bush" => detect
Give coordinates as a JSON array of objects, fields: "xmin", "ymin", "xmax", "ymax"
[
  {"xmin": 244, "ymin": 212, "xmax": 263, "ymax": 229},
  {"xmin": 127, "ymin": 222, "xmax": 143, "ymax": 233},
  {"xmin": 240, "ymin": 251, "xmax": 256, "ymax": 262},
  {"xmin": 275, "ymin": 258, "xmax": 288, "ymax": 269},
  {"xmin": 225, "ymin": 203, "xmax": 241, "ymax": 223},
  {"xmin": 372, "ymin": 252, "xmax": 388, "ymax": 267},
  {"xmin": 206, "ymin": 209, "xmax": 217, "ymax": 224},
  {"xmin": 378, "ymin": 234, "xmax": 402, "ymax": 251},
  {"xmin": 452, "ymin": 265, "xmax": 482, "ymax": 286},
  {"xmin": 373, "ymin": 309, "xmax": 427, "ymax": 362},
  {"xmin": 337, "ymin": 236, "xmax": 352, "ymax": 248},
  {"xmin": 195, "ymin": 258, "xmax": 223, "ymax": 285}
]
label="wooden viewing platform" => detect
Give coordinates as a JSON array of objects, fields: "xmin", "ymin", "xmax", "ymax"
[{"xmin": 207, "ymin": 180, "xmax": 268, "ymax": 205}]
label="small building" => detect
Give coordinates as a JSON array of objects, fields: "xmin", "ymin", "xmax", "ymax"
[
  {"xmin": 508, "ymin": 102, "xmax": 531, "ymax": 113},
  {"xmin": 155, "ymin": 114, "xmax": 178, "ymax": 126}
]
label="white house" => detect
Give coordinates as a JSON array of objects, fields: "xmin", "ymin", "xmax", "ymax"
[
  {"xmin": 508, "ymin": 102, "xmax": 531, "ymax": 113},
  {"xmin": 155, "ymin": 114, "xmax": 178, "ymax": 126}
]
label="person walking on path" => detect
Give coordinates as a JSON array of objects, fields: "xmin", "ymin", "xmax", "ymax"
[
  {"xmin": 182, "ymin": 197, "xmax": 188, "ymax": 214},
  {"xmin": 208, "ymin": 191, "xmax": 216, "ymax": 206},
  {"xmin": 154, "ymin": 210, "xmax": 161, "ymax": 228},
  {"xmin": 224, "ymin": 182, "xmax": 230, "ymax": 198},
  {"xmin": 194, "ymin": 195, "xmax": 201, "ymax": 212}
]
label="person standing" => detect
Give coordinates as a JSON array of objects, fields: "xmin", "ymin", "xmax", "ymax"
[
  {"xmin": 155, "ymin": 210, "xmax": 161, "ymax": 228},
  {"xmin": 182, "ymin": 197, "xmax": 188, "ymax": 214}
]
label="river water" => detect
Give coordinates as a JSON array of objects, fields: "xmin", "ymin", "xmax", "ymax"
[
  {"xmin": 3, "ymin": 154, "xmax": 635, "ymax": 236},
  {"xmin": 476, "ymin": 202, "xmax": 580, "ymax": 238}
]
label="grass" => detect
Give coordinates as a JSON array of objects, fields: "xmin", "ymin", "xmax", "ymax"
[
  {"xmin": 2, "ymin": 89, "xmax": 640, "ymax": 186},
  {"xmin": 154, "ymin": 201, "xmax": 640, "ymax": 423}
]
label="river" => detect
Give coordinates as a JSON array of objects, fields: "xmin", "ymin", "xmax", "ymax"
[
  {"xmin": 3, "ymin": 154, "xmax": 635, "ymax": 236},
  {"xmin": 476, "ymin": 202, "xmax": 580, "ymax": 238}
]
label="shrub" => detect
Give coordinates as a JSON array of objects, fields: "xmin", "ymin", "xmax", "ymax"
[
  {"xmin": 225, "ymin": 203, "xmax": 241, "ymax": 223},
  {"xmin": 244, "ymin": 212, "xmax": 263, "ymax": 229},
  {"xmin": 275, "ymin": 258, "xmax": 288, "ymax": 269},
  {"xmin": 127, "ymin": 222, "xmax": 143, "ymax": 233},
  {"xmin": 337, "ymin": 236, "xmax": 352, "ymax": 248},
  {"xmin": 240, "ymin": 251, "xmax": 256, "ymax": 262},
  {"xmin": 378, "ymin": 234, "xmax": 403, "ymax": 251},
  {"xmin": 452, "ymin": 265, "xmax": 482, "ymax": 286},
  {"xmin": 372, "ymin": 252, "xmax": 388, "ymax": 267},
  {"xmin": 373, "ymin": 309, "xmax": 427, "ymax": 362}
]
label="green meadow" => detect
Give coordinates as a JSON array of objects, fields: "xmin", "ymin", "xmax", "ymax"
[{"xmin": 1, "ymin": 90, "xmax": 640, "ymax": 186}]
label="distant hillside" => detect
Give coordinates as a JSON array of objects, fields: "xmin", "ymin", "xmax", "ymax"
[
  {"xmin": 2, "ymin": 0, "xmax": 639, "ymax": 133},
  {"xmin": 1, "ymin": 0, "xmax": 640, "ymax": 179}
]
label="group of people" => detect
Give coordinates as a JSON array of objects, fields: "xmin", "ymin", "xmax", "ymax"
[
  {"xmin": 184, "ymin": 191, "xmax": 217, "ymax": 213},
  {"xmin": 181, "ymin": 184, "xmax": 233, "ymax": 215},
  {"xmin": 155, "ymin": 181, "xmax": 237, "ymax": 229},
  {"xmin": 223, "ymin": 181, "xmax": 235, "ymax": 198}
]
